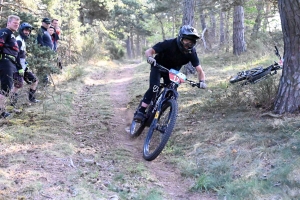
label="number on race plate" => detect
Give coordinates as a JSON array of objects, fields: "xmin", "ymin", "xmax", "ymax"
[{"xmin": 169, "ymin": 69, "xmax": 186, "ymax": 84}]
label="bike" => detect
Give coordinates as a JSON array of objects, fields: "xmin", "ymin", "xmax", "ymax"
[
  {"xmin": 130, "ymin": 64, "xmax": 201, "ymax": 161},
  {"xmin": 229, "ymin": 46, "xmax": 283, "ymax": 85}
]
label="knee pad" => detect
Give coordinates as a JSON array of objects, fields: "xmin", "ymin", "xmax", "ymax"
[
  {"xmin": 13, "ymin": 72, "xmax": 23, "ymax": 88},
  {"xmin": 24, "ymin": 72, "xmax": 37, "ymax": 84}
]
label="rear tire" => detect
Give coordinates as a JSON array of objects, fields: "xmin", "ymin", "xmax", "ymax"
[
  {"xmin": 143, "ymin": 99, "xmax": 178, "ymax": 161},
  {"xmin": 229, "ymin": 75, "xmax": 246, "ymax": 83},
  {"xmin": 248, "ymin": 69, "xmax": 271, "ymax": 83}
]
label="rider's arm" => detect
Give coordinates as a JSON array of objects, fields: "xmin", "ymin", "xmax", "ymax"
[
  {"xmin": 145, "ymin": 47, "xmax": 156, "ymax": 58},
  {"xmin": 195, "ymin": 65, "xmax": 205, "ymax": 82}
]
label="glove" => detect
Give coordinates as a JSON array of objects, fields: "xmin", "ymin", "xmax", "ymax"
[
  {"xmin": 199, "ymin": 81, "xmax": 207, "ymax": 89},
  {"xmin": 18, "ymin": 69, "xmax": 24, "ymax": 77},
  {"xmin": 147, "ymin": 56, "xmax": 156, "ymax": 66}
]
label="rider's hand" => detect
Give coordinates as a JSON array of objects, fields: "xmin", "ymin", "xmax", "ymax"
[
  {"xmin": 147, "ymin": 56, "xmax": 156, "ymax": 66},
  {"xmin": 18, "ymin": 69, "xmax": 25, "ymax": 77},
  {"xmin": 199, "ymin": 81, "xmax": 207, "ymax": 89}
]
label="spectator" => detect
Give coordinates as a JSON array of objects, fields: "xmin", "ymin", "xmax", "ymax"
[
  {"xmin": 0, "ymin": 15, "xmax": 21, "ymax": 118},
  {"xmin": 51, "ymin": 19, "xmax": 62, "ymax": 69},
  {"xmin": 11, "ymin": 22, "xmax": 40, "ymax": 106},
  {"xmin": 51, "ymin": 19, "xmax": 60, "ymax": 51},
  {"xmin": 37, "ymin": 17, "xmax": 53, "ymax": 50},
  {"xmin": 48, "ymin": 25, "xmax": 55, "ymax": 44},
  {"xmin": 37, "ymin": 18, "xmax": 54, "ymax": 85}
]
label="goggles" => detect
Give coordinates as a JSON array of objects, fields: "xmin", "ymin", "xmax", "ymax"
[{"xmin": 181, "ymin": 39, "xmax": 196, "ymax": 48}]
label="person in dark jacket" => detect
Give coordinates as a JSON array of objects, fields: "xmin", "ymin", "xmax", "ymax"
[
  {"xmin": 134, "ymin": 25, "xmax": 206, "ymax": 122},
  {"xmin": 37, "ymin": 18, "xmax": 53, "ymax": 85},
  {"xmin": 0, "ymin": 15, "xmax": 21, "ymax": 118},
  {"xmin": 37, "ymin": 18, "xmax": 53, "ymax": 50}
]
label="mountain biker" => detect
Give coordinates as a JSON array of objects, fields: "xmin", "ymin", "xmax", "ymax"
[
  {"xmin": 11, "ymin": 22, "xmax": 40, "ymax": 106},
  {"xmin": 0, "ymin": 15, "xmax": 21, "ymax": 118},
  {"xmin": 134, "ymin": 25, "xmax": 206, "ymax": 122}
]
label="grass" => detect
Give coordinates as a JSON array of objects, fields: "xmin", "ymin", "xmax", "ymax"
[
  {"xmin": 2, "ymin": 42, "xmax": 299, "ymax": 199},
  {"xmin": 161, "ymin": 45, "xmax": 300, "ymax": 199}
]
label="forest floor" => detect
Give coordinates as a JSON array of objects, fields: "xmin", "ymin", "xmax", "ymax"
[
  {"xmin": 0, "ymin": 61, "xmax": 216, "ymax": 199},
  {"xmin": 2, "ymin": 51, "xmax": 300, "ymax": 200}
]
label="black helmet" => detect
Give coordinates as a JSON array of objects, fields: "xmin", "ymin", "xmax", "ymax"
[
  {"xmin": 19, "ymin": 22, "xmax": 33, "ymax": 40},
  {"xmin": 176, "ymin": 25, "xmax": 200, "ymax": 54}
]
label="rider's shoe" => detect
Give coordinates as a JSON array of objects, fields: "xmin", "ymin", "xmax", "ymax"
[
  {"xmin": 134, "ymin": 111, "xmax": 145, "ymax": 122},
  {"xmin": 29, "ymin": 97, "xmax": 40, "ymax": 103},
  {"xmin": 1, "ymin": 111, "xmax": 11, "ymax": 119}
]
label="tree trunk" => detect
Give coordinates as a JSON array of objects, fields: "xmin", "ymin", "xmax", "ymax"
[
  {"xmin": 182, "ymin": 0, "xmax": 196, "ymax": 75},
  {"xmin": 136, "ymin": 32, "xmax": 141, "ymax": 58},
  {"xmin": 225, "ymin": 9, "xmax": 231, "ymax": 52},
  {"xmin": 251, "ymin": 0, "xmax": 264, "ymax": 40},
  {"xmin": 219, "ymin": 11, "xmax": 225, "ymax": 46},
  {"xmin": 182, "ymin": 0, "xmax": 195, "ymax": 26},
  {"xmin": 262, "ymin": 2, "xmax": 271, "ymax": 32},
  {"xmin": 209, "ymin": 9, "xmax": 216, "ymax": 41},
  {"xmin": 126, "ymin": 36, "xmax": 132, "ymax": 59},
  {"xmin": 233, "ymin": 5, "xmax": 246, "ymax": 55},
  {"xmin": 273, "ymin": 0, "xmax": 300, "ymax": 114},
  {"xmin": 155, "ymin": 14, "xmax": 166, "ymax": 40},
  {"xmin": 199, "ymin": 5, "xmax": 206, "ymax": 31},
  {"xmin": 130, "ymin": 31, "xmax": 135, "ymax": 59}
]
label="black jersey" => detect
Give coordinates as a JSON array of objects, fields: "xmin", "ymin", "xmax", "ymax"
[
  {"xmin": 152, "ymin": 38, "xmax": 200, "ymax": 71},
  {"xmin": 0, "ymin": 28, "xmax": 19, "ymax": 58}
]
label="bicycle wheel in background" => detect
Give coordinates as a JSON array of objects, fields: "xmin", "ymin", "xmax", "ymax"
[
  {"xmin": 143, "ymin": 99, "xmax": 178, "ymax": 161},
  {"xmin": 229, "ymin": 73, "xmax": 247, "ymax": 83},
  {"xmin": 129, "ymin": 101, "xmax": 146, "ymax": 138},
  {"xmin": 248, "ymin": 69, "xmax": 272, "ymax": 83}
]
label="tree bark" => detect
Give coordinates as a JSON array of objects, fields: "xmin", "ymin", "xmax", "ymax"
[
  {"xmin": 155, "ymin": 14, "xmax": 166, "ymax": 40},
  {"xmin": 219, "ymin": 10, "xmax": 225, "ymax": 46},
  {"xmin": 199, "ymin": 5, "xmax": 206, "ymax": 31},
  {"xmin": 126, "ymin": 36, "xmax": 132, "ymax": 59},
  {"xmin": 182, "ymin": 0, "xmax": 195, "ymax": 26},
  {"xmin": 225, "ymin": 9, "xmax": 231, "ymax": 52},
  {"xmin": 273, "ymin": 0, "xmax": 300, "ymax": 114},
  {"xmin": 233, "ymin": 5, "xmax": 246, "ymax": 55},
  {"xmin": 209, "ymin": 9, "xmax": 216, "ymax": 41},
  {"xmin": 251, "ymin": 0, "xmax": 264, "ymax": 40},
  {"xmin": 130, "ymin": 31, "xmax": 135, "ymax": 59},
  {"xmin": 182, "ymin": 0, "xmax": 196, "ymax": 75}
]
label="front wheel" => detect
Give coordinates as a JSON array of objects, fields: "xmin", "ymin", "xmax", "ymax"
[{"xmin": 143, "ymin": 99, "xmax": 178, "ymax": 161}]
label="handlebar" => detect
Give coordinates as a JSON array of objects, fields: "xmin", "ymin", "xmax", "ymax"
[
  {"xmin": 155, "ymin": 64, "xmax": 201, "ymax": 88},
  {"xmin": 274, "ymin": 46, "xmax": 281, "ymax": 60}
]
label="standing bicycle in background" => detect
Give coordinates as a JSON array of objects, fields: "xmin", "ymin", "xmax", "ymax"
[
  {"xmin": 0, "ymin": 15, "xmax": 21, "ymax": 118},
  {"xmin": 11, "ymin": 22, "xmax": 40, "ymax": 106},
  {"xmin": 134, "ymin": 25, "xmax": 207, "ymax": 122}
]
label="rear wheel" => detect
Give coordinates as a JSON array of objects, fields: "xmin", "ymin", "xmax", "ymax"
[
  {"xmin": 229, "ymin": 74, "xmax": 246, "ymax": 83},
  {"xmin": 248, "ymin": 69, "xmax": 272, "ymax": 83},
  {"xmin": 143, "ymin": 99, "xmax": 178, "ymax": 161},
  {"xmin": 230, "ymin": 67, "xmax": 264, "ymax": 84}
]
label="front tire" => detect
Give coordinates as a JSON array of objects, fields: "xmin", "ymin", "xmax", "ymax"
[{"xmin": 143, "ymin": 99, "xmax": 178, "ymax": 161}]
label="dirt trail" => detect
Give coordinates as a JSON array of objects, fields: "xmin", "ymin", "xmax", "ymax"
[{"xmin": 105, "ymin": 64, "xmax": 215, "ymax": 200}]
